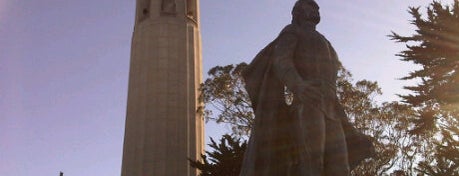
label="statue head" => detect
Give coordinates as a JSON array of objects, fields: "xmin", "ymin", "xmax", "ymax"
[{"xmin": 291, "ymin": 0, "xmax": 321, "ymax": 25}]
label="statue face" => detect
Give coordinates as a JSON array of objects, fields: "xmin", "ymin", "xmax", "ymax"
[{"xmin": 294, "ymin": 0, "xmax": 321, "ymax": 25}]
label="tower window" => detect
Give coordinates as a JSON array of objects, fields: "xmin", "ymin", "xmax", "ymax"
[
  {"xmin": 161, "ymin": 0, "xmax": 177, "ymax": 15},
  {"xmin": 187, "ymin": 0, "xmax": 197, "ymax": 20},
  {"xmin": 137, "ymin": 0, "xmax": 151, "ymax": 22},
  {"xmin": 143, "ymin": 8, "xmax": 149, "ymax": 15}
]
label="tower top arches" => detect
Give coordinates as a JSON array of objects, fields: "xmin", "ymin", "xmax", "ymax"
[{"xmin": 135, "ymin": 0, "xmax": 198, "ymax": 25}]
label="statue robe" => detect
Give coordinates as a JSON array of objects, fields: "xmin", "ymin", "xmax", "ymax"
[{"xmin": 240, "ymin": 25, "xmax": 374, "ymax": 176}]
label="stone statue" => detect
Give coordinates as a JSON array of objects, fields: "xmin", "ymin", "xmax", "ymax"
[{"xmin": 240, "ymin": 0, "xmax": 374, "ymax": 175}]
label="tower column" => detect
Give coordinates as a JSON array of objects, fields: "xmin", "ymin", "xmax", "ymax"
[{"xmin": 121, "ymin": 0, "xmax": 204, "ymax": 175}]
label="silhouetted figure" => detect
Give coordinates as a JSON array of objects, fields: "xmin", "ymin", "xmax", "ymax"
[{"xmin": 240, "ymin": 0, "xmax": 374, "ymax": 175}]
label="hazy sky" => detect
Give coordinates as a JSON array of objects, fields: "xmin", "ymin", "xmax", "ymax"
[{"xmin": 0, "ymin": 0, "xmax": 454, "ymax": 175}]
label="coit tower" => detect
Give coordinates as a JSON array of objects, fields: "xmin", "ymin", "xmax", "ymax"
[{"xmin": 121, "ymin": 0, "xmax": 204, "ymax": 175}]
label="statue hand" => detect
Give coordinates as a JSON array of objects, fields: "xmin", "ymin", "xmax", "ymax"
[{"xmin": 293, "ymin": 81, "xmax": 322, "ymax": 104}]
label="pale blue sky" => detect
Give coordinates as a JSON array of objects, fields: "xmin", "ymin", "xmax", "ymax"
[{"xmin": 0, "ymin": 0, "xmax": 453, "ymax": 175}]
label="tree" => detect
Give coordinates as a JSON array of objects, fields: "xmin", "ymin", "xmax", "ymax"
[
  {"xmin": 417, "ymin": 126, "xmax": 459, "ymax": 175},
  {"xmin": 389, "ymin": 0, "xmax": 459, "ymax": 133},
  {"xmin": 336, "ymin": 69, "xmax": 424, "ymax": 175},
  {"xmin": 189, "ymin": 134, "xmax": 247, "ymax": 176},
  {"xmin": 199, "ymin": 63, "xmax": 253, "ymax": 137},
  {"xmin": 415, "ymin": 111, "xmax": 459, "ymax": 175},
  {"xmin": 390, "ymin": 0, "xmax": 459, "ymax": 174}
]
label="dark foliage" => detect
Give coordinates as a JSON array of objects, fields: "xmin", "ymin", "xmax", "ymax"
[{"xmin": 189, "ymin": 134, "xmax": 247, "ymax": 176}]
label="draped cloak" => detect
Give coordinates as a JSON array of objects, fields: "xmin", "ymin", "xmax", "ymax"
[{"xmin": 240, "ymin": 25, "xmax": 374, "ymax": 176}]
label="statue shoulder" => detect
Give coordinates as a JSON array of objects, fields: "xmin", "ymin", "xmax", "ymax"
[
  {"xmin": 274, "ymin": 24, "xmax": 300, "ymax": 46},
  {"xmin": 279, "ymin": 24, "xmax": 298, "ymax": 36}
]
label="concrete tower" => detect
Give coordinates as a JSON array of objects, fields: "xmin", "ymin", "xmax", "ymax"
[{"xmin": 121, "ymin": 0, "xmax": 204, "ymax": 175}]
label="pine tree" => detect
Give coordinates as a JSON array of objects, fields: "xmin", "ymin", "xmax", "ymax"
[
  {"xmin": 189, "ymin": 135, "xmax": 247, "ymax": 176},
  {"xmin": 390, "ymin": 0, "xmax": 459, "ymax": 133},
  {"xmin": 391, "ymin": 1, "xmax": 459, "ymax": 174}
]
